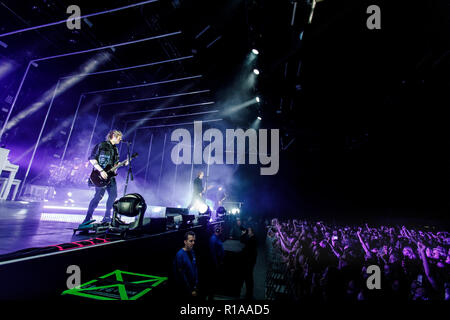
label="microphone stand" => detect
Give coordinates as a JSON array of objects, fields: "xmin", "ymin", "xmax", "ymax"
[{"xmin": 123, "ymin": 141, "xmax": 133, "ymax": 196}]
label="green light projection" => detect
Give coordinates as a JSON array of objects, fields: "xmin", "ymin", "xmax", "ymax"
[{"xmin": 62, "ymin": 270, "xmax": 167, "ymax": 300}]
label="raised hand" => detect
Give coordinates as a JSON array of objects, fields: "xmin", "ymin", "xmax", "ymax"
[{"xmin": 417, "ymin": 241, "xmax": 426, "ymax": 254}]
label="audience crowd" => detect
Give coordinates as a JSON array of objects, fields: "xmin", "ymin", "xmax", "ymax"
[{"xmin": 266, "ymin": 218, "xmax": 450, "ymax": 300}]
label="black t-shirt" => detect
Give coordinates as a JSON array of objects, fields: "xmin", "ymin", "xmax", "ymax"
[
  {"xmin": 216, "ymin": 190, "xmax": 226, "ymax": 202},
  {"xmin": 89, "ymin": 141, "xmax": 119, "ymax": 169},
  {"xmin": 241, "ymin": 234, "xmax": 258, "ymax": 265},
  {"xmin": 186, "ymin": 250, "xmax": 194, "ymax": 263},
  {"xmin": 193, "ymin": 177, "xmax": 203, "ymax": 195}
]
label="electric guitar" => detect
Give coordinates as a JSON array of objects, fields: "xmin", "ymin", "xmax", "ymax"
[
  {"xmin": 217, "ymin": 195, "xmax": 226, "ymax": 207},
  {"xmin": 89, "ymin": 153, "xmax": 138, "ymax": 187},
  {"xmin": 199, "ymin": 185, "xmax": 214, "ymax": 197}
]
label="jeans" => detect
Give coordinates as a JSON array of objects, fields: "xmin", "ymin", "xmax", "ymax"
[
  {"xmin": 187, "ymin": 194, "xmax": 202, "ymax": 209},
  {"xmin": 242, "ymin": 262, "xmax": 256, "ymax": 299},
  {"xmin": 84, "ymin": 178, "xmax": 117, "ymax": 221}
]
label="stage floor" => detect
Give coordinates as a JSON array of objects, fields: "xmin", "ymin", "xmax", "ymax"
[{"xmin": 0, "ymin": 200, "xmax": 111, "ymax": 256}]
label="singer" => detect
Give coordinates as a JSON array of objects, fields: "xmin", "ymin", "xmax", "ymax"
[{"xmin": 81, "ymin": 130, "xmax": 128, "ymax": 225}]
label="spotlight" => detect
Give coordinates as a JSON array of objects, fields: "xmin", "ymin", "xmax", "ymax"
[
  {"xmin": 253, "ymin": 69, "xmax": 260, "ymax": 75},
  {"xmin": 197, "ymin": 201, "xmax": 209, "ymax": 214},
  {"xmin": 152, "ymin": 206, "xmax": 162, "ymax": 213},
  {"xmin": 231, "ymin": 208, "xmax": 240, "ymax": 214},
  {"xmin": 257, "ymin": 116, "xmax": 262, "ymax": 120},
  {"xmin": 255, "ymin": 97, "xmax": 260, "ymax": 103},
  {"xmin": 67, "ymin": 192, "xmax": 72, "ymax": 197},
  {"xmin": 111, "ymin": 193, "xmax": 147, "ymax": 231},
  {"xmin": 252, "ymin": 49, "xmax": 259, "ymax": 55},
  {"xmin": 84, "ymin": 18, "xmax": 93, "ymax": 28},
  {"xmin": 216, "ymin": 206, "xmax": 226, "ymax": 217},
  {"xmin": 113, "ymin": 194, "xmax": 146, "ymax": 216}
]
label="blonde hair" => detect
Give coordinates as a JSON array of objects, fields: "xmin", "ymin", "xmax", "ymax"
[{"xmin": 106, "ymin": 130, "xmax": 122, "ymax": 141}]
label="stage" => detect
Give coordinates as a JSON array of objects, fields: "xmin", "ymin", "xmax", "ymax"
[
  {"xmin": 0, "ymin": 200, "xmax": 228, "ymax": 301},
  {"xmin": 0, "ymin": 200, "xmax": 91, "ymax": 256}
]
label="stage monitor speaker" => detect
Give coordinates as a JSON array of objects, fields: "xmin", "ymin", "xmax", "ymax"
[
  {"xmin": 197, "ymin": 215, "xmax": 210, "ymax": 226},
  {"xmin": 141, "ymin": 217, "xmax": 167, "ymax": 234},
  {"xmin": 180, "ymin": 214, "xmax": 195, "ymax": 229},
  {"xmin": 166, "ymin": 207, "xmax": 189, "ymax": 215},
  {"xmin": 166, "ymin": 215, "xmax": 175, "ymax": 224},
  {"xmin": 182, "ymin": 214, "xmax": 195, "ymax": 223}
]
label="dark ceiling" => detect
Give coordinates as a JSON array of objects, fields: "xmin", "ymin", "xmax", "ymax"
[{"xmin": 0, "ymin": 0, "xmax": 443, "ymax": 129}]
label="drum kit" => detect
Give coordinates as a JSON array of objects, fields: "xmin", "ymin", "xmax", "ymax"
[{"xmin": 47, "ymin": 157, "xmax": 90, "ymax": 187}]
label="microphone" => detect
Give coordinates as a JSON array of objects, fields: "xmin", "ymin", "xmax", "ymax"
[{"xmin": 121, "ymin": 140, "xmax": 132, "ymax": 144}]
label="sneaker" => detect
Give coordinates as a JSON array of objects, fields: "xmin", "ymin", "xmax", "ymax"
[
  {"xmin": 81, "ymin": 219, "xmax": 95, "ymax": 225},
  {"xmin": 101, "ymin": 216, "xmax": 111, "ymax": 224}
]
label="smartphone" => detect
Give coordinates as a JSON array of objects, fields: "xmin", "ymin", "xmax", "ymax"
[
  {"xmin": 417, "ymin": 274, "xmax": 423, "ymax": 286},
  {"xmin": 332, "ymin": 236, "xmax": 338, "ymax": 241}
]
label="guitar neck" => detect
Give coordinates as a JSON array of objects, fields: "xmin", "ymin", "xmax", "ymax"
[
  {"xmin": 107, "ymin": 160, "xmax": 125, "ymax": 172},
  {"xmin": 108, "ymin": 155, "xmax": 136, "ymax": 172}
]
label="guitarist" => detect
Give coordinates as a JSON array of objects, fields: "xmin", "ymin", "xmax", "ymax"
[
  {"xmin": 214, "ymin": 186, "xmax": 227, "ymax": 210},
  {"xmin": 187, "ymin": 171, "xmax": 206, "ymax": 211},
  {"xmin": 82, "ymin": 130, "xmax": 128, "ymax": 224}
]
